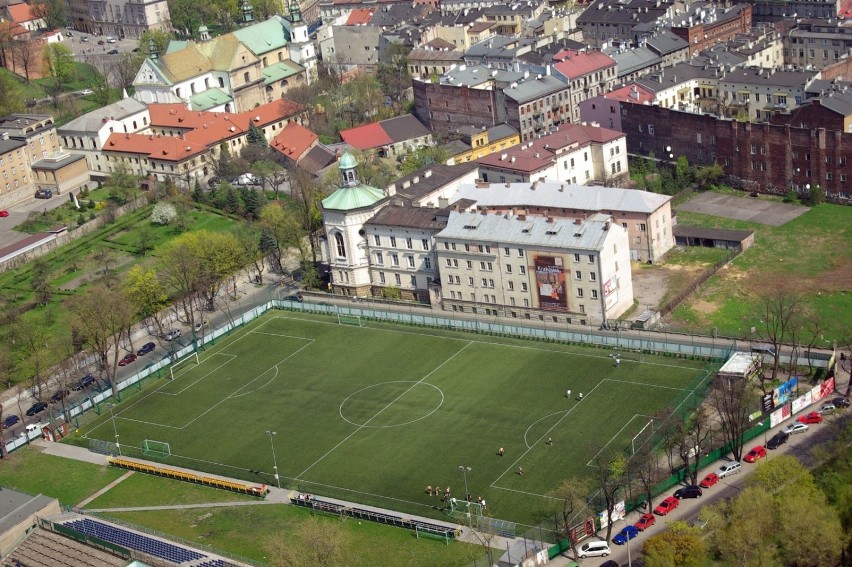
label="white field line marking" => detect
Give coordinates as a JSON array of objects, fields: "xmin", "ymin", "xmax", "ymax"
[
  {"xmin": 295, "ymin": 341, "xmax": 474, "ymax": 479},
  {"xmin": 585, "ymin": 413, "xmax": 656, "ymax": 467}
]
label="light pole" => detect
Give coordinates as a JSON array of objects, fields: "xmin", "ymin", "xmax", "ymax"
[
  {"xmin": 458, "ymin": 465, "xmax": 471, "ymax": 499},
  {"xmin": 108, "ymin": 403, "xmax": 120, "ymax": 457},
  {"xmin": 266, "ymin": 430, "xmax": 280, "ymax": 489}
]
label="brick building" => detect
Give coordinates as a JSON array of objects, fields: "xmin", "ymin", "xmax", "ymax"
[
  {"xmin": 621, "ymin": 103, "xmax": 852, "ymax": 201},
  {"xmin": 413, "ymin": 77, "xmax": 504, "ymax": 135},
  {"xmin": 670, "ymin": 4, "xmax": 752, "ymax": 57}
]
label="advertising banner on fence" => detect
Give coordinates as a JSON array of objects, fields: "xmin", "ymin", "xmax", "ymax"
[
  {"xmin": 791, "ymin": 392, "xmax": 812, "ymax": 414},
  {"xmin": 762, "ymin": 392, "xmax": 774, "ymax": 413},
  {"xmin": 598, "ymin": 501, "xmax": 626, "ymax": 529},
  {"xmin": 770, "ymin": 404, "xmax": 791, "ymax": 427},
  {"xmin": 813, "ymin": 377, "xmax": 835, "ymax": 402},
  {"xmin": 533, "ymin": 254, "xmax": 567, "ymax": 311},
  {"xmin": 773, "ymin": 377, "xmax": 798, "ymax": 407}
]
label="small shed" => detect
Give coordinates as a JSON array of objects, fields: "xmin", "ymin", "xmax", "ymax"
[
  {"xmin": 718, "ymin": 351, "xmax": 762, "ymax": 381},
  {"xmin": 673, "ymin": 226, "xmax": 755, "ymax": 252}
]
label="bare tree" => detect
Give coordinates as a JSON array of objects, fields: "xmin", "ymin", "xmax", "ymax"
[
  {"xmin": 755, "ymin": 287, "xmax": 803, "ymax": 383},
  {"xmin": 264, "ymin": 516, "xmax": 350, "ymax": 567},
  {"xmin": 628, "ymin": 443, "xmax": 662, "ymax": 513},
  {"xmin": 548, "ymin": 478, "xmax": 590, "ymax": 561},
  {"xmin": 11, "ymin": 319, "xmax": 51, "ymax": 400},
  {"xmin": 590, "ymin": 451, "xmax": 628, "ymax": 542},
  {"xmin": 709, "ymin": 376, "xmax": 754, "ymax": 462},
  {"xmin": 674, "ymin": 406, "xmax": 714, "ymax": 486},
  {"xmin": 70, "ymin": 283, "xmax": 137, "ymax": 397},
  {"xmin": 12, "ymin": 39, "xmax": 38, "ymax": 82},
  {"xmin": 288, "ymin": 164, "xmax": 326, "ymax": 262}
]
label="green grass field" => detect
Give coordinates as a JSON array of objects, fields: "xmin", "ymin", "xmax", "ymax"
[{"xmin": 76, "ymin": 313, "xmax": 709, "ymax": 527}]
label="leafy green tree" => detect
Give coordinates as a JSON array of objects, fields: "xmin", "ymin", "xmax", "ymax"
[
  {"xmin": 246, "ymin": 122, "xmax": 268, "ymax": 148},
  {"xmin": 674, "ymin": 155, "xmax": 692, "ymax": 189},
  {"xmin": 237, "ymin": 225, "xmax": 266, "ymax": 284},
  {"xmin": 224, "ymin": 186, "xmax": 241, "ymax": 213},
  {"xmin": 695, "ymin": 162, "xmax": 724, "ymax": 189},
  {"xmin": 399, "ymin": 146, "xmax": 448, "ymax": 175},
  {"xmin": 259, "ymin": 203, "xmax": 302, "ymax": 273},
  {"xmin": 123, "ymin": 265, "xmax": 168, "ymax": 334},
  {"xmin": 139, "ymin": 30, "xmax": 173, "ymax": 56},
  {"xmin": 34, "ymin": 0, "xmax": 68, "ymax": 30},
  {"xmin": 264, "ymin": 516, "xmax": 350, "ymax": 567},
  {"xmin": 377, "ymin": 42, "xmax": 411, "ymax": 111},
  {"xmin": 548, "ymin": 478, "xmax": 590, "ymax": 561},
  {"xmin": 0, "ymin": 71, "xmax": 23, "ymax": 116},
  {"xmin": 807, "ymin": 184, "xmax": 825, "ymax": 205},
  {"xmin": 707, "ymin": 486, "xmax": 779, "ymax": 566},
  {"xmin": 643, "ymin": 521, "xmax": 706, "ymax": 567},
  {"xmin": 31, "ymin": 258, "xmax": 52, "ymax": 306},
  {"xmin": 191, "ymin": 180, "xmax": 205, "ymax": 203},
  {"xmin": 42, "ymin": 43, "xmax": 75, "ymax": 104},
  {"xmin": 168, "ymin": 0, "xmax": 204, "ymax": 37},
  {"xmin": 90, "ymin": 71, "xmax": 112, "ymax": 106}
]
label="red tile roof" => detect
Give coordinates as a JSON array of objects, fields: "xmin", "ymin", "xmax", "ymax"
[
  {"xmin": 552, "ymin": 50, "xmax": 615, "ymax": 79},
  {"xmin": 477, "ymin": 123, "xmax": 624, "ymax": 173},
  {"xmin": 346, "ymin": 8, "xmax": 375, "ymax": 25},
  {"xmin": 234, "ymin": 99, "xmax": 306, "ymax": 130},
  {"xmin": 601, "ymin": 83, "xmax": 655, "ymax": 104},
  {"xmin": 340, "ymin": 122, "xmax": 393, "ymax": 150},
  {"xmin": 102, "ymin": 133, "xmax": 207, "ymax": 162},
  {"xmin": 7, "ymin": 3, "xmax": 38, "ymax": 23},
  {"xmin": 270, "ymin": 122, "xmax": 318, "ymax": 160}
]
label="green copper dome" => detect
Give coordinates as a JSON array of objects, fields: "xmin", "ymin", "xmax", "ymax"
[{"xmin": 339, "ymin": 152, "xmax": 358, "ymax": 170}]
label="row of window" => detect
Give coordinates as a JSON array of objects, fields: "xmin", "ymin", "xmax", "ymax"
[
  {"xmin": 373, "ymin": 252, "xmax": 432, "ymax": 270},
  {"xmin": 373, "ymin": 234, "xmax": 430, "ymax": 250},
  {"xmin": 376, "ymin": 272, "xmax": 417, "ymax": 287}
]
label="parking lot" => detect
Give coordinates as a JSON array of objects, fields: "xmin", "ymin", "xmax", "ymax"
[{"xmin": 676, "ymin": 192, "xmax": 809, "ymax": 226}]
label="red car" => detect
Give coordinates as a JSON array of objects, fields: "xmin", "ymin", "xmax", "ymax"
[
  {"xmin": 743, "ymin": 445, "xmax": 767, "ymax": 463},
  {"xmin": 699, "ymin": 473, "xmax": 720, "ymax": 488},
  {"xmin": 653, "ymin": 496, "xmax": 680, "ymax": 516},
  {"xmin": 118, "ymin": 353, "xmax": 137, "ymax": 366},
  {"xmin": 634, "ymin": 513, "xmax": 656, "ymax": 531},
  {"xmin": 0, "ymin": 210, "xmax": 9, "ymax": 217},
  {"xmin": 797, "ymin": 412, "xmax": 823, "ymax": 424}
]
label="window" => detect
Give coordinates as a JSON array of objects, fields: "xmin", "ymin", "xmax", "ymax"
[
  {"xmin": 451, "ymin": 242, "xmax": 456, "ymax": 250},
  {"xmin": 390, "ymin": 236, "xmax": 397, "ymax": 247},
  {"xmin": 443, "ymin": 242, "xmax": 449, "ymax": 250},
  {"xmin": 590, "ymin": 272, "xmax": 596, "ymax": 281},
  {"xmin": 519, "ymin": 265, "xmax": 526, "ymax": 275},
  {"xmin": 577, "ymin": 288, "xmax": 584, "ymax": 298},
  {"xmin": 395, "ymin": 274, "xmax": 401, "ymax": 285},
  {"xmin": 424, "ymin": 257, "xmax": 431, "ymax": 269},
  {"xmin": 446, "ymin": 258, "xmax": 453, "ymax": 267},
  {"xmin": 374, "ymin": 235, "xmax": 381, "ymax": 246},
  {"xmin": 517, "ymin": 249, "xmax": 524, "ymax": 257},
  {"xmin": 521, "ymin": 282, "xmax": 528, "ymax": 292},
  {"xmin": 575, "ymin": 270, "xmax": 582, "ymax": 280},
  {"xmin": 648, "ymin": 125, "xmax": 654, "ymax": 135},
  {"xmin": 508, "ymin": 281, "xmax": 514, "ymax": 291},
  {"xmin": 391, "ymin": 253, "xmax": 400, "ymax": 267},
  {"xmin": 481, "ymin": 278, "xmax": 488, "ymax": 287},
  {"xmin": 506, "ymin": 265, "xmax": 513, "ymax": 274},
  {"xmin": 410, "ymin": 275, "xmax": 416, "ymax": 287},
  {"xmin": 466, "ymin": 260, "xmax": 472, "ymax": 269},
  {"xmin": 379, "ymin": 272, "xmax": 385, "ymax": 284},
  {"xmin": 405, "ymin": 255, "xmax": 414, "ymax": 268},
  {"xmin": 591, "ymin": 290, "xmax": 598, "ymax": 299},
  {"xmin": 639, "ymin": 223, "xmax": 647, "ymax": 232},
  {"xmin": 464, "ymin": 244, "xmax": 470, "ymax": 252},
  {"xmin": 504, "ymin": 247, "xmax": 510, "ymax": 256},
  {"xmin": 421, "ymin": 239, "xmax": 430, "ymax": 250},
  {"xmin": 334, "ymin": 233, "xmax": 346, "ymax": 257},
  {"xmin": 375, "ymin": 252, "xmax": 384, "ymax": 265},
  {"xmin": 468, "ymin": 277, "xmax": 474, "ymax": 286},
  {"xmin": 588, "ymin": 255, "xmax": 594, "ymax": 263}
]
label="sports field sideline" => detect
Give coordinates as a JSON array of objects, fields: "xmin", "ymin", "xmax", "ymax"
[{"xmin": 78, "ymin": 312, "xmax": 710, "ymax": 526}]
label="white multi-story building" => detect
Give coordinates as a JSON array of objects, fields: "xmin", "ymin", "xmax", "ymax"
[
  {"xmin": 435, "ymin": 212, "xmax": 633, "ymax": 325},
  {"xmin": 69, "ymin": 0, "xmax": 171, "ymax": 39}
]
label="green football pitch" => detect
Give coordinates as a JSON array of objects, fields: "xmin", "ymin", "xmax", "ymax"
[{"xmin": 79, "ymin": 312, "xmax": 711, "ymax": 526}]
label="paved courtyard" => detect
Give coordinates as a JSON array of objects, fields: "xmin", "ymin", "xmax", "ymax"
[{"xmin": 676, "ymin": 192, "xmax": 809, "ymax": 226}]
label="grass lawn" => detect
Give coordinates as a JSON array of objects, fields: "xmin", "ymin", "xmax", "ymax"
[
  {"xmin": 669, "ymin": 203, "xmax": 852, "ymax": 341},
  {"xmin": 83, "ymin": 472, "xmax": 259, "ymax": 509},
  {"xmin": 74, "ymin": 312, "xmax": 709, "ymax": 528},
  {"xmin": 635, "ymin": 246, "xmax": 731, "ymax": 307},
  {"xmin": 0, "ymin": 447, "xmax": 124, "ymax": 506},
  {"xmin": 101, "ymin": 505, "xmax": 489, "ymax": 566}
]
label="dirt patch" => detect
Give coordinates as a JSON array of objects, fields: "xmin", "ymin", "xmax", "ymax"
[{"xmin": 691, "ymin": 299, "xmax": 719, "ymax": 315}]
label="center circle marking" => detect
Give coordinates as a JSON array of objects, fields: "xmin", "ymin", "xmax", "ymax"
[{"xmin": 339, "ymin": 381, "xmax": 444, "ymax": 428}]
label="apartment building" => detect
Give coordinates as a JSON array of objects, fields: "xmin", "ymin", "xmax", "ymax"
[
  {"xmin": 69, "ymin": 0, "xmax": 171, "ymax": 39},
  {"xmin": 435, "ymin": 211, "xmax": 633, "ymax": 325}
]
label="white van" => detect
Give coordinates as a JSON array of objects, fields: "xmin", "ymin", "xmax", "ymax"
[{"xmin": 578, "ymin": 540, "xmax": 611, "ymax": 558}]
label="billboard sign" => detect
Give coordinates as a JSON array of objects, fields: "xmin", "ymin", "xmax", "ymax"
[
  {"xmin": 761, "ymin": 392, "xmax": 774, "ymax": 413},
  {"xmin": 773, "ymin": 377, "xmax": 797, "ymax": 407},
  {"xmin": 534, "ymin": 255, "xmax": 567, "ymax": 311},
  {"xmin": 770, "ymin": 404, "xmax": 791, "ymax": 428},
  {"xmin": 597, "ymin": 500, "xmax": 626, "ymax": 529},
  {"xmin": 791, "ymin": 392, "xmax": 812, "ymax": 414},
  {"xmin": 813, "ymin": 377, "xmax": 835, "ymax": 402}
]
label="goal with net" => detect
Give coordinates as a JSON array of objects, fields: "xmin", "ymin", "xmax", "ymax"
[
  {"xmin": 142, "ymin": 439, "xmax": 171, "ymax": 458},
  {"xmin": 169, "ymin": 351, "xmax": 200, "ymax": 380},
  {"xmin": 337, "ymin": 313, "xmax": 363, "ymax": 327}
]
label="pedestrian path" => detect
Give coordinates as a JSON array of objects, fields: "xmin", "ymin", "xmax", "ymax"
[{"xmin": 76, "ymin": 470, "xmax": 134, "ymax": 508}]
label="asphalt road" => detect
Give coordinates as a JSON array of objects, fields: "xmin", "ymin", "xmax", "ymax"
[
  {"xmin": 577, "ymin": 407, "xmax": 849, "ymax": 567},
  {"xmin": 0, "ymin": 193, "xmax": 72, "ymax": 249}
]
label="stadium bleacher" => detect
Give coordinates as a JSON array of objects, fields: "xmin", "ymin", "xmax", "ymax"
[
  {"xmin": 290, "ymin": 496, "xmax": 459, "ymax": 539},
  {"xmin": 62, "ymin": 517, "xmax": 207, "ymax": 564}
]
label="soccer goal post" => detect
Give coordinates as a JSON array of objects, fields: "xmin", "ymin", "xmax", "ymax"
[
  {"xmin": 169, "ymin": 351, "xmax": 200, "ymax": 380},
  {"xmin": 142, "ymin": 439, "xmax": 171, "ymax": 458},
  {"xmin": 337, "ymin": 313, "xmax": 363, "ymax": 327},
  {"xmin": 631, "ymin": 419, "xmax": 655, "ymax": 455}
]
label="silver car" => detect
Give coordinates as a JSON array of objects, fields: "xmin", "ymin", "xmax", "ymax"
[{"xmin": 716, "ymin": 461, "xmax": 741, "ymax": 479}]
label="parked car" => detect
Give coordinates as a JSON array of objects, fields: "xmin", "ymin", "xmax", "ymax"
[
  {"xmin": 49, "ymin": 389, "xmax": 70, "ymax": 403},
  {"xmin": 612, "ymin": 525, "xmax": 640, "ymax": 545},
  {"xmin": 118, "ymin": 353, "xmax": 137, "ymax": 366},
  {"xmin": 766, "ymin": 431, "xmax": 789, "ymax": 450},
  {"xmin": 634, "ymin": 513, "xmax": 656, "ymax": 531},
  {"xmin": 673, "ymin": 485, "xmax": 703, "ymax": 499},
  {"xmin": 230, "ymin": 173, "xmax": 260, "ymax": 186},
  {"xmin": 107, "ymin": 49, "xmax": 119, "ymax": 54},
  {"xmin": 207, "ymin": 177, "xmax": 220, "ymax": 188},
  {"xmin": 654, "ymin": 496, "xmax": 680, "ymax": 516},
  {"xmin": 97, "ymin": 39, "xmax": 105, "ymax": 45},
  {"xmin": 743, "ymin": 445, "xmax": 767, "ymax": 463},
  {"xmin": 797, "ymin": 412, "xmax": 823, "ymax": 424},
  {"xmin": 578, "ymin": 540, "xmax": 610, "ymax": 558},
  {"xmin": 831, "ymin": 397, "xmax": 850, "ymax": 408},
  {"xmin": 819, "ymin": 403, "xmax": 836, "ymax": 414},
  {"xmin": 283, "ymin": 292, "xmax": 303, "ymax": 302},
  {"xmin": 106, "ymin": 36, "xmax": 116, "ymax": 42},
  {"xmin": 699, "ymin": 473, "xmax": 720, "ymax": 488},
  {"xmin": 194, "ymin": 320, "xmax": 208, "ymax": 332},
  {"xmin": 34, "ymin": 188, "xmax": 53, "ymax": 199},
  {"xmin": 26, "ymin": 401, "xmax": 48, "ymax": 416},
  {"xmin": 2, "ymin": 415, "xmax": 20, "ymax": 429},
  {"xmin": 0, "ymin": 210, "xmax": 8, "ymax": 217},
  {"xmin": 72, "ymin": 374, "xmax": 96, "ymax": 391},
  {"xmin": 137, "ymin": 342, "xmax": 156, "ymax": 356},
  {"xmin": 80, "ymin": 36, "xmax": 89, "ymax": 42},
  {"xmin": 164, "ymin": 329, "xmax": 182, "ymax": 341},
  {"xmin": 79, "ymin": 88, "xmax": 93, "ymax": 96},
  {"xmin": 782, "ymin": 422, "xmax": 809, "ymax": 435},
  {"xmin": 716, "ymin": 461, "xmax": 742, "ymax": 479}
]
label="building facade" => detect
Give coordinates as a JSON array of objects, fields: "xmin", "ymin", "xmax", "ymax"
[{"xmin": 69, "ymin": 0, "xmax": 171, "ymax": 39}]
